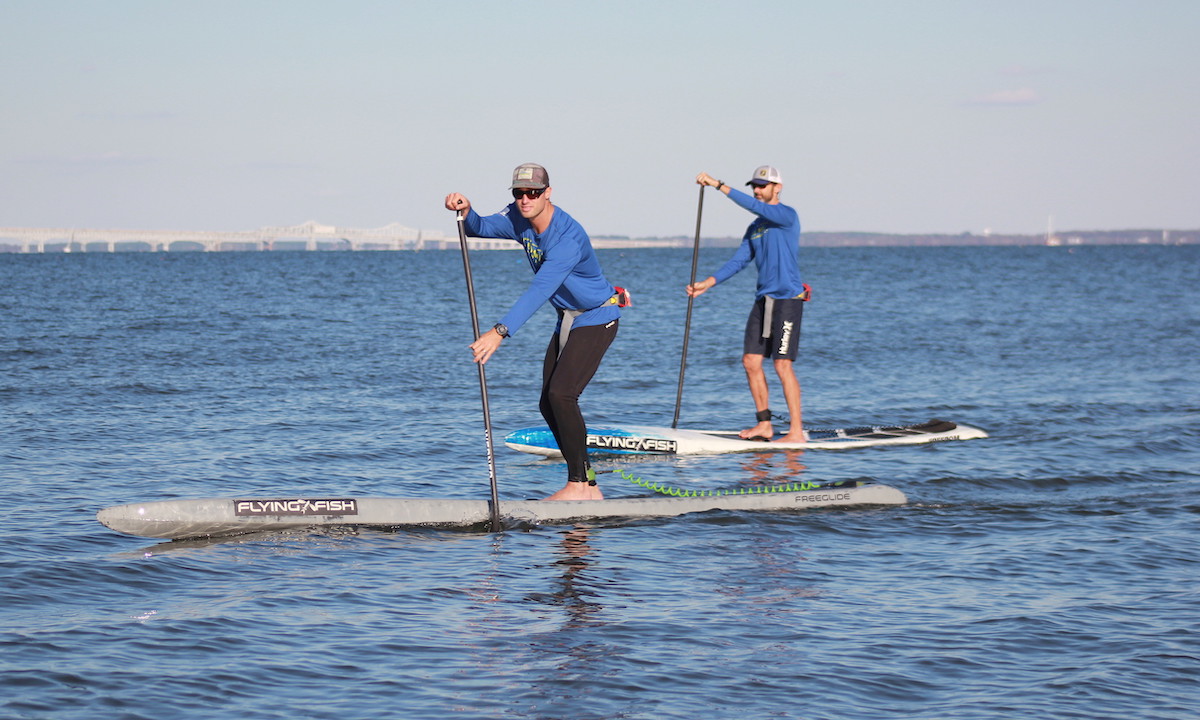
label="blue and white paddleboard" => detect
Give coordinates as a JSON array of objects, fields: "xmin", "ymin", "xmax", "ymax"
[{"xmin": 504, "ymin": 419, "xmax": 988, "ymax": 457}]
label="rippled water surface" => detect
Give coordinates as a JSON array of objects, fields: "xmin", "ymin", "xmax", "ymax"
[{"xmin": 2, "ymin": 245, "xmax": 1197, "ymax": 719}]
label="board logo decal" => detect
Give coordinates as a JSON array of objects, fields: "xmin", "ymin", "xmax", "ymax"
[
  {"xmin": 234, "ymin": 498, "xmax": 359, "ymax": 517},
  {"xmin": 587, "ymin": 434, "xmax": 678, "ymax": 454},
  {"xmin": 794, "ymin": 492, "xmax": 852, "ymax": 504}
]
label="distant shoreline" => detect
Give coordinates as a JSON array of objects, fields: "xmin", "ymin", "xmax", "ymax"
[
  {"xmin": 595, "ymin": 228, "xmax": 1195, "ymax": 248},
  {"xmin": 1, "ymin": 225, "xmax": 1194, "ymax": 253}
]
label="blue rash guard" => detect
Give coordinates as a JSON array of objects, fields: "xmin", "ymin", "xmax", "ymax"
[
  {"xmin": 710, "ymin": 188, "xmax": 804, "ymax": 299},
  {"xmin": 463, "ymin": 203, "xmax": 620, "ymax": 336}
]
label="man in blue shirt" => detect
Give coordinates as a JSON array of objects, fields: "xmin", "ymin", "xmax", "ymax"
[
  {"xmin": 445, "ymin": 163, "xmax": 620, "ymax": 500},
  {"xmin": 686, "ymin": 165, "xmax": 807, "ymax": 443}
]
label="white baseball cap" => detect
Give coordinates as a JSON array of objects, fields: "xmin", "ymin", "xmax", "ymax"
[{"xmin": 746, "ymin": 165, "xmax": 783, "ymax": 186}]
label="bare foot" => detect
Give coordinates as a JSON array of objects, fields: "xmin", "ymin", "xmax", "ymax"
[
  {"xmin": 773, "ymin": 430, "xmax": 807, "ymax": 444},
  {"xmin": 739, "ymin": 421, "xmax": 774, "ymax": 440},
  {"xmin": 543, "ymin": 482, "xmax": 604, "ymax": 501}
]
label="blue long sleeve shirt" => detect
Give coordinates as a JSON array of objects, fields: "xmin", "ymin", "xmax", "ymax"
[
  {"xmin": 710, "ymin": 188, "xmax": 804, "ymax": 299},
  {"xmin": 463, "ymin": 203, "xmax": 619, "ymax": 336}
]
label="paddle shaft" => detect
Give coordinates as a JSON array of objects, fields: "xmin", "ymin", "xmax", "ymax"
[
  {"xmin": 672, "ymin": 185, "xmax": 704, "ymax": 428},
  {"xmin": 455, "ymin": 211, "xmax": 502, "ymax": 532}
]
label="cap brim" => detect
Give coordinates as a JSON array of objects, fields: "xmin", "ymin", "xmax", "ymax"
[
  {"xmin": 511, "ymin": 182, "xmax": 548, "ymax": 189},
  {"xmin": 747, "ymin": 180, "xmax": 772, "ymax": 186}
]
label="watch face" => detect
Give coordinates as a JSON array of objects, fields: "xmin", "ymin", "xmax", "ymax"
[{"xmin": 494, "ymin": 324, "xmax": 508, "ymax": 337}]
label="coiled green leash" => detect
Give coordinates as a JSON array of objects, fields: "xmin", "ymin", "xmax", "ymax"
[{"xmin": 613, "ymin": 467, "xmax": 850, "ymax": 497}]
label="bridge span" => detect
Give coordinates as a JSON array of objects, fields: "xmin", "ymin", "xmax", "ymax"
[{"xmin": 0, "ymin": 221, "xmax": 515, "ymax": 253}]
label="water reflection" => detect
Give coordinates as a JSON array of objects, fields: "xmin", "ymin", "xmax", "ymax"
[
  {"xmin": 739, "ymin": 449, "xmax": 807, "ymax": 486},
  {"xmin": 528, "ymin": 525, "xmax": 604, "ymax": 628}
]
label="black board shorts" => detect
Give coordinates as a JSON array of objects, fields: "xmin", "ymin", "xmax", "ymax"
[{"xmin": 743, "ymin": 296, "xmax": 803, "ymax": 360}]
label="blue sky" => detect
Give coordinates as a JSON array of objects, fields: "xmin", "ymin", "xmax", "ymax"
[{"xmin": 3, "ymin": 1, "xmax": 1197, "ymax": 238}]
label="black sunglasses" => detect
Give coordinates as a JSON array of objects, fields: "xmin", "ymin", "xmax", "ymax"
[{"xmin": 512, "ymin": 187, "xmax": 546, "ymax": 200}]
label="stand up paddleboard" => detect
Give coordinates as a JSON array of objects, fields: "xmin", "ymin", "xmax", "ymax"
[
  {"xmin": 96, "ymin": 481, "xmax": 905, "ymax": 540},
  {"xmin": 505, "ymin": 419, "xmax": 987, "ymax": 457}
]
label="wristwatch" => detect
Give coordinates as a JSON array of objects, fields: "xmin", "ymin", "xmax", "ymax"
[{"xmin": 493, "ymin": 323, "xmax": 509, "ymax": 338}]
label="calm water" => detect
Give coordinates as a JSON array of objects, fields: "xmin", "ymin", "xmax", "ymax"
[{"xmin": 2, "ymin": 244, "xmax": 1197, "ymax": 720}]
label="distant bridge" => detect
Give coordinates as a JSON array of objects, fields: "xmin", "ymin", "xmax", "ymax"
[{"xmin": 0, "ymin": 220, "xmax": 517, "ymax": 253}]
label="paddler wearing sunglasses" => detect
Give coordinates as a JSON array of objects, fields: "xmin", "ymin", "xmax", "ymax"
[
  {"xmin": 686, "ymin": 165, "xmax": 808, "ymax": 444},
  {"xmin": 444, "ymin": 163, "xmax": 621, "ymax": 501}
]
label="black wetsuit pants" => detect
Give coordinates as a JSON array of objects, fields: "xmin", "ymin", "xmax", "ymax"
[{"xmin": 539, "ymin": 320, "xmax": 618, "ymax": 482}]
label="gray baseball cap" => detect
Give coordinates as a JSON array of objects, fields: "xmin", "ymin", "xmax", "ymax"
[{"xmin": 511, "ymin": 163, "xmax": 550, "ymax": 189}]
